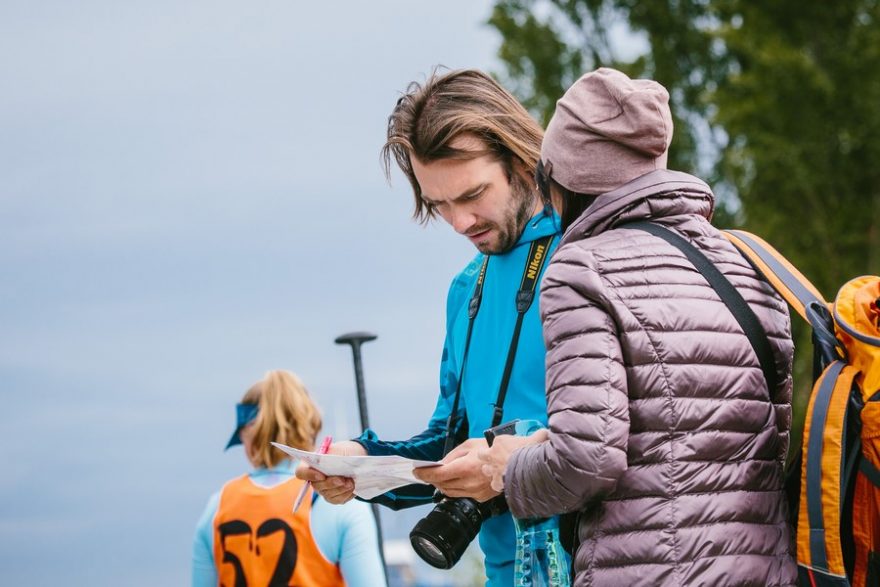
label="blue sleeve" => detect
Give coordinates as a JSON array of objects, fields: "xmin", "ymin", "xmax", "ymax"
[
  {"xmin": 352, "ymin": 380, "xmax": 457, "ymax": 510},
  {"xmin": 312, "ymin": 498, "xmax": 387, "ymax": 587},
  {"xmin": 352, "ymin": 260, "xmax": 479, "ymax": 509},
  {"xmin": 191, "ymin": 491, "xmax": 220, "ymax": 587}
]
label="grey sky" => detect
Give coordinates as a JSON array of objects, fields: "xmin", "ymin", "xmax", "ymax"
[{"xmin": 0, "ymin": 1, "xmax": 502, "ymax": 584}]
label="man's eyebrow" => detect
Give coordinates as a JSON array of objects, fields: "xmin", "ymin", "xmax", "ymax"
[{"xmin": 423, "ymin": 183, "xmax": 487, "ymax": 205}]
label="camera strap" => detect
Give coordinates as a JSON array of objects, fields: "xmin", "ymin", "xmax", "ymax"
[
  {"xmin": 490, "ymin": 235, "xmax": 552, "ymax": 428},
  {"xmin": 442, "ymin": 256, "xmax": 488, "ymax": 455},
  {"xmin": 443, "ymin": 235, "xmax": 553, "ymax": 454}
]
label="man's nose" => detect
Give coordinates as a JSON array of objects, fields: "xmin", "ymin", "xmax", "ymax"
[{"xmin": 449, "ymin": 206, "xmax": 476, "ymax": 234}]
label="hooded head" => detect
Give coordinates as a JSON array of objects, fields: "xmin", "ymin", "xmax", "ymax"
[{"xmin": 540, "ymin": 67, "xmax": 673, "ymax": 196}]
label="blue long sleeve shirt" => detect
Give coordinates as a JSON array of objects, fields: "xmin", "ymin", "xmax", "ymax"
[{"xmin": 356, "ymin": 212, "xmax": 560, "ymax": 586}]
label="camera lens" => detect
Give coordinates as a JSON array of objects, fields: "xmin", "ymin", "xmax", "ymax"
[
  {"xmin": 410, "ymin": 534, "xmax": 450, "ymax": 569},
  {"xmin": 409, "ymin": 497, "xmax": 484, "ymax": 569}
]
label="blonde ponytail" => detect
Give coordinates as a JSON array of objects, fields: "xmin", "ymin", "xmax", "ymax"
[{"xmin": 241, "ymin": 370, "xmax": 322, "ymax": 468}]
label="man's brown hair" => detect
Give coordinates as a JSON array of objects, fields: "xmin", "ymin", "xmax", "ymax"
[{"xmin": 382, "ymin": 69, "xmax": 544, "ymax": 223}]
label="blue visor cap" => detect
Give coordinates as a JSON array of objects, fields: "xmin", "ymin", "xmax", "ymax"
[{"xmin": 225, "ymin": 403, "xmax": 259, "ymax": 450}]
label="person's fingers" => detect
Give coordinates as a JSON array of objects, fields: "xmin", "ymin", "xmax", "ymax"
[
  {"xmin": 420, "ymin": 441, "xmax": 507, "ymax": 500},
  {"xmin": 322, "ymin": 489, "xmax": 355, "ymax": 504},
  {"xmin": 414, "ymin": 468, "xmax": 458, "ymax": 484},
  {"xmin": 441, "ymin": 437, "xmax": 487, "ymax": 463},
  {"xmin": 295, "ymin": 464, "xmax": 326, "ymax": 482},
  {"xmin": 412, "ymin": 467, "xmax": 433, "ymax": 482},
  {"xmin": 532, "ymin": 428, "xmax": 550, "ymax": 443},
  {"xmin": 312, "ymin": 476, "xmax": 353, "ymax": 499},
  {"xmin": 479, "ymin": 462, "xmax": 505, "ymax": 493},
  {"xmin": 415, "ymin": 460, "xmax": 468, "ymax": 483},
  {"xmin": 313, "ymin": 476, "xmax": 352, "ymax": 490},
  {"xmin": 441, "ymin": 446, "xmax": 468, "ymax": 463},
  {"xmin": 311, "ymin": 480, "xmax": 333, "ymax": 494},
  {"xmin": 437, "ymin": 479, "xmax": 479, "ymax": 498},
  {"xmin": 314, "ymin": 491, "xmax": 353, "ymax": 504},
  {"xmin": 449, "ymin": 451, "xmax": 479, "ymax": 470},
  {"xmin": 433, "ymin": 470, "xmax": 496, "ymax": 497},
  {"xmin": 329, "ymin": 487, "xmax": 354, "ymax": 503},
  {"xmin": 476, "ymin": 447, "xmax": 494, "ymax": 463},
  {"xmin": 330, "ymin": 440, "xmax": 368, "ymax": 458},
  {"xmin": 442, "ymin": 482, "xmax": 500, "ymax": 502}
]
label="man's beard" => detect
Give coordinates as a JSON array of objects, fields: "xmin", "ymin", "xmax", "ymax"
[{"xmin": 475, "ymin": 173, "xmax": 537, "ymax": 255}]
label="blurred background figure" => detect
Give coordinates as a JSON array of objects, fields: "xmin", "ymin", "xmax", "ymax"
[{"xmin": 191, "ymin": 370, "xmax": 386, "ymax": 587}]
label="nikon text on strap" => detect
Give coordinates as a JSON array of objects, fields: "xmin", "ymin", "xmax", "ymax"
[
  {"xmin": 491, "ymin": 236, "xmax": 552, "ymax": 428},
  {"xmin": 442, "ymin": 235, "xmax": 554, "ymax": 456}
]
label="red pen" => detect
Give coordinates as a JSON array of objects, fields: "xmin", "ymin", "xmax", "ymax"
[{"xmin": 293, "ymin": 435, "xmax": 333, "ymax": 513}]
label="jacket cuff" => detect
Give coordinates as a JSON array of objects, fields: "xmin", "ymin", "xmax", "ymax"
[
  {"xmin": 353, "ymin": 428, "xmax": 400, "ymax": 456},
  {"xmin": 505, "ymin": 443, "xmax": 548, "ymax": 518}
]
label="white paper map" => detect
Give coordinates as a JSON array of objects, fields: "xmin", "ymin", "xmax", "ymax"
[{"xmin": 270, "ymin": 442, "xmax": 441, "ymax": 499}]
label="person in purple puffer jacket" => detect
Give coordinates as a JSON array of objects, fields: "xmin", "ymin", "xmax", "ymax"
[{"xmin": 479, "ymin": 68, "xmax": 798, "ymax": 586}]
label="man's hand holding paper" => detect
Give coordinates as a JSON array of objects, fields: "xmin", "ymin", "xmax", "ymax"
[
  {"xmin": 282, "ymin": 441, "xmax": 440, "ymax": 501},
  {"xmin": 294, "ymin": 441, "xmax": 363, "ymax": 504}
]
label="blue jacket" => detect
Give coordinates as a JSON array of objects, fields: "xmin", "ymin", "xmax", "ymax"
[{"xmin": 357, "ymin": 211, "xmax": 560, "ymax": 586}]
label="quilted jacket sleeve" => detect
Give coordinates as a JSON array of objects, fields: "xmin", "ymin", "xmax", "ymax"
[{"xmin": 505, "ymin": 245, "xmax": 630, "ymax": 519}]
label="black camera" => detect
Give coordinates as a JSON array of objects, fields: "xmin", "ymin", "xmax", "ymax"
[
  {"xmin": 409, "ymin": 492, "xmax": 508, "ymax": 569},
  {"xmin": 408, "ymin": 420, "xmax": 521, "ymax": 569}
]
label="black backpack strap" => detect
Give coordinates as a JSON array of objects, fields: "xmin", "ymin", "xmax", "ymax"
[
  {"xmin": 626, "ymin": 222, "xmax": 779, "ymax": 395},
  {"xmin": 861, "ymin": 457, "xmax": 880, "ymax": 487}
]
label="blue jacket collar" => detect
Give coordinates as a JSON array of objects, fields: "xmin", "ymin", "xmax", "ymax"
[{"xmin": 511, "ymin": 210, "xmax": 561, "ymax": 250}]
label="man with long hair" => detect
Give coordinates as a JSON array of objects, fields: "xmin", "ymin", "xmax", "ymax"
[{"xmin": 297, "ymin": 69, "xmax": 561, "ymax": 586}]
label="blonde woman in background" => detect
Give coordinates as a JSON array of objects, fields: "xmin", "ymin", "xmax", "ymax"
[{"xmin": 192, "ymin": 370, "xmax": 386, "ymax": 587}]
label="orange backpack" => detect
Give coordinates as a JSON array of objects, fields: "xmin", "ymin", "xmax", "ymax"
[{"xmin": 725, "ymin": 230, "xmax": 880, "ymax": 586}]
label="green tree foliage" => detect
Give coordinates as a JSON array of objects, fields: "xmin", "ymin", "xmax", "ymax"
[
  {"xmin": 714, "ymin": 2, "xmax": 880, "ymax": 293},
  {"xmin": 489, "ymin": 0, "xmax": 728, "ymax": 187},
  {"xmin": 489, "ymin": 0, "xmax": 880, "ymax": 290},
  {"xmin": 489, "ymin": 0, "xmax": 880, "ymax": 445}
]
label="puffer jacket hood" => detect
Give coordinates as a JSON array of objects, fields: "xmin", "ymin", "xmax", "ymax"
[{"xmin": 562, "ymin": 169, "xmax": 714, "ymax": 243}]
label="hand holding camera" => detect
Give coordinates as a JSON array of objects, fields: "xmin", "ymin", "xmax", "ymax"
[
  {"xmin": 408, "ymin": 420, "xmax": 548, "ymax": 570},
  {"xmin": 413, "ymin": 437, "xmax": 501, "ymax": 502},
  {"xmin": 478, "ymin": 428, "xmax": 549, "ymax": 492}
]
